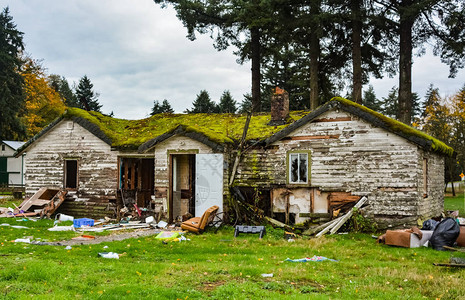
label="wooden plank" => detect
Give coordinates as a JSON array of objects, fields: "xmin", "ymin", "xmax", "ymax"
[
  {"xmin": 299, "ymin": 213, "xmax": 331, "ymax": 218},
  {"xmin": 329, "ymin": 196, "xmax": 368, "ymax": 234},
  {"xmin": 433, "ymin": 263, "xmax": 465, "ymax": 268},
  {"xmin": 313, "ymin": 117, "xmax": 352, "ymax": 123},
  {"xmin": 315, "ymin": 217, "xmax": 341, "ymax": 237},
  {"xmin": 264, "ymin": 216, "xmax": 292, "ymax": 231},
  {"xmin": 303, "ymin": 218, "xmax": 340, "ymax": 236},
  {"xmin": 282, "ymin": 135, "xmax": 340, "ymax": 141}
]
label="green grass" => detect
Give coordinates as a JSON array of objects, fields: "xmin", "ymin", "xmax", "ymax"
[
  {"xmin": 445, "ymin": 193, "xmax": 465, "ymax": 216},
  {"xmin": 1, "ymin": 221, "xmax": 465, "ymax": 299}
]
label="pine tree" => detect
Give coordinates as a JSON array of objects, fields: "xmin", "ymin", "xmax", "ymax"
[
  {"xmin": 363, "ymin": 85, "xmax": 382, "ymax": 112},
  {"xmin": 0, "ymin": 7, "xmax": 26, "ymax": 140},
  {"xmin": 151, "ymin": 99, "xmax": 174, "ymax": 115},
  {"xmin": 218, "ymin": 90, "xmax": 236, "ymax": 113},
  {"xmin": 186, "ymin": 90, "xmax": 217, "ymax": 113},
  {"xmin": 381, "ymin": 86, "xmax": 398, "ymax": 119},
  {"xmin": 49, "ymin": 74, "xmax": 79, "ymax": 108},
  {"xmin": 75, "ymin": 75, "xmax": 101, "ymax": 112}
]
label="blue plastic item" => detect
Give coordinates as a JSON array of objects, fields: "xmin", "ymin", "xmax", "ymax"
[{"xmin": 73, "ymin": 218, "xmax": 94, "ymax": 228}]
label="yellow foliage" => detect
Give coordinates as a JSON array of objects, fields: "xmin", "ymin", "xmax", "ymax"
[{"xmin": 21, "ymin": 58, "xmax": 66, "ymax": 138}]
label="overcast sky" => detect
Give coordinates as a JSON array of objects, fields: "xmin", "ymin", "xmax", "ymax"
[{"xmin": 2, "ymin": 0, "xmax": 465, "ymax": 120}]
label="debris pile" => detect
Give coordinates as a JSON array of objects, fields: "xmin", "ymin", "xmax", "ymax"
[{"xmin": 0, "ymin": 187, "xmax": 67, "ymax": 218}]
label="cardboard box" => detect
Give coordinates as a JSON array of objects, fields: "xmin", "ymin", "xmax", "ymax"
[
  {"xmin": 456, "ymin": 226, "xmax": 465, "ymax": 247},
  {"xmin": 385, "ymin": 229, "xmax": 433, "ymax": 248}
]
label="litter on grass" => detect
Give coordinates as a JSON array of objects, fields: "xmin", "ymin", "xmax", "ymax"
[
  {"xmin": 99, "ymin": 252, "xmax": 119, "ymax": 259},
  {"xmin": 48, "ymin": 225, "xmax": 75, "ymax": 231},
  {"xmin": 285, "ymin": 256, "xmax": 338, "ymax": 262}
]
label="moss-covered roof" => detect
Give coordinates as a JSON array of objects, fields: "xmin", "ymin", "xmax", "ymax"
[
  {"xmin": 62, "ymin": 107, "xmax": 310, "ymax": 151},
  {"xmin": 15, "ymin": 97, "xmax": 454, "ymax": 157}
]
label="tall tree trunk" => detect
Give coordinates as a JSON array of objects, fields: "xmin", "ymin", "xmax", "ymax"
[
  {"xmin": 251, "ymin": 27, "xmax": 261, "ymax": 113},
  {"xmin": 309, "ymin": 0, "xmax": 320, "ymax": 110},
  {"xmin": 397, "ymin": 1, "xmax": 414, "ymax": 124},
  {"xmin": 351, "ymin": 0, "xmax": 363, "ymax": 104}
]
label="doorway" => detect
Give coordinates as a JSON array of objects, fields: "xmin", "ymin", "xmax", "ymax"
[{"xmin": 169, "ymin": 154, "xmax": 195, "ymax": 222}]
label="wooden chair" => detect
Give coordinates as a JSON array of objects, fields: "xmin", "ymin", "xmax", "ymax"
[{"xmin": 181, "ymin": 205, "xmax": 219, "ymax": 233}]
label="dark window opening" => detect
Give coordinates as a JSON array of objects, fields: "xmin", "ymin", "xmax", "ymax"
[{"xmin": 65, "ymin": 160, "xmax": 78, "ymax": 189}]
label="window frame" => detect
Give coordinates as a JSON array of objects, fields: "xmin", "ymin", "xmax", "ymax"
[{"xmin": 287, "ymin": 150, "xmax": 311, "ymax": 185}]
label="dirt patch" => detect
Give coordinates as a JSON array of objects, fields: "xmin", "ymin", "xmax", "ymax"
[
  {"xmin": 42, "ymin": 228, "xmax": 164, "ymax": 246},
  {"xmin": 201, "ymin": 280, "xmax": 226, "ymax": 291}
]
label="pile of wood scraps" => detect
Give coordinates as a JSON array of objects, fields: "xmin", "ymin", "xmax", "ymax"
[
  {"xmin": 0, "ymin": 187, "xmax": 67, "ymax": 218},
  {"xmin": 303, "ymin": 196, "xmax": 368, "ymax": 237}
]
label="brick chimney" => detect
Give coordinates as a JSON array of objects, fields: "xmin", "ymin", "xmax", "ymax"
[{"xmin": 268, "ymin": 87, "xmax": 289, "ymax": 126}]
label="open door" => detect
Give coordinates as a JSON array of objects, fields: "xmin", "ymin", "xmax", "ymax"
[{"xmin": 195, "ymin": 154, "xmax": 223, "ymax": 217}]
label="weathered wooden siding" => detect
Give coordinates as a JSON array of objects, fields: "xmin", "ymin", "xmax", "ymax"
[
  {"xmin": 236, "ymin": 110, "xmax": 444, "ymax": 226},
  {"xmin": 24, "ymin": 120, "xmax": 119, "ymax": 205}
]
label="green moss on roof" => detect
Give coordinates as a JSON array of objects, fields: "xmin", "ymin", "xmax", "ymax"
[
  {"xmin": 331, "ymin": 97, "xmax": 454, "ymax": 157},
  {"xmin": 64, "ymin": 107, "xmax": 310, "ymax": 150}
]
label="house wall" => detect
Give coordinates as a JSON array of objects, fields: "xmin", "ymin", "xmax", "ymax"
[
  {"xmin": 1, "ymin": 143, "xmax": 25, "ymax": 186},
  {"xmin": 24, "ymin": 120, "xmax": 119, "ymax": 203},
  {"xmin": 235, "ymin": 110, "xmax": 445, "ymax": 227}
]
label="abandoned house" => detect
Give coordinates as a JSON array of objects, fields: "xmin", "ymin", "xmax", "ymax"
[
  {"xmin": 14, "ymin": 92, "xmax": 454, "ymax": 227},
  {"xmin": 1, "ymin": 140, "xmax": 25, "ymax": 186}
]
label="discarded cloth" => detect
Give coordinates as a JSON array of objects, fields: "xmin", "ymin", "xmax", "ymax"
[
  {"xmin": 99, "ymin": 252, "xmax": 119, "ymax": 259},
  {"xmin": 285, "ymin": 256, "xmax": 338, "ymax": 262}
]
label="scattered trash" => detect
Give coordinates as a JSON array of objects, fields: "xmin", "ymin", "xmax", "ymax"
[
  {"xmin": 98, "ymin": 252, "xmax": 119, "ymax": 259},
  {"xmin": 145, "ymin": 216, "xmax": 155, "ymax": 224},
  {"xmin": 0, "ymin": 224, "xmax": 29, "ymax": 229},
  {"xmin": 173, "ymin": 235, "xmax": 190, "ymax": 242},
  {"xmin": 261, "ymin": 273, "xmax": 273, "ymax": 278},
  {"xmin": 103, "ymin": 246, "xmax": 109, "ymax": 249},
  {"xmin": 285, "ymin": 256, "xmax": 338, "ymax": 262},
  {"xmin": 156, "ymin": 231, "xmax": 181, "ymax": 240},
  {"xmin": 181, "ymin": 205, "xmax": 219, "ymax": 234},
  {"xmin": 157, "ymin": 220, "xmax": 168, "ymax": 228},
  {"xmin": 381, "ymin": 227, "xmax": 432, "ymax": 248},
  {"xmin": 56, "ymin": 213, "xmax": 74, "ymax": 222},
  {"xmin": 71, "ymin": 235, "xmax": 95, "ymax": 241},
  {"xmin": 422, "ymin": 219, "xmax": 439, "ymax": 231},
  {"xmin": 12, "ymin": 238, "xmax": 31, "ymax": 243},
  {"xmin": 73, "ymin": 218, "xmax": 95, "ymax": 228},
  {"xmin": 234, "ymin": 225, "xmax": 266, "ymax": 238},
  {"xmin": 65, "ymin": 246, "xmax": 72, "ymax": 250},
  {"xmin": 430, "ymin": 217, "xmax": 460, "ymax": 251},
  {"xmin": 284, "ymin": 231, "xmax": 296, "ymax": 240},
  {"xmin": 48, "ymin": 225, "xmax": 75, "ymax": 231},
  {"xmin": 287, "ymin": 239, "xmax": 295, "ymax": 242}
]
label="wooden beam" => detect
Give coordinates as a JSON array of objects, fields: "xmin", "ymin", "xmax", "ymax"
[
  {"xmin": 282, "ymin": 135, "xmax": 340, "ymax": 141},
  {"xmin": 299, "ymin": 213, "xmax": 331, "ymax": 218},
  {"xmin": 313, "ymin": 117, "xmax": 352, "ymax": 122},
  {"xmin": 329, "ymin": 196, "xmax": 368, "ymax": 234}
]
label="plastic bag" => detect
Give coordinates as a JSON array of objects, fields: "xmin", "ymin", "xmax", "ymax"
[
  {"xmin": 422, "ymin": 219, "xmax": 439, "ymax": 231},
  {"xmin": 429, "ymin": 217, "xmax": 460, "ymax": 251}
]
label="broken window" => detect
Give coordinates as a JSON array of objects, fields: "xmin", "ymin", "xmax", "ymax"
[
  {"xmin": 289, "ymin": 153, "xmax": 308, "ymax": 184},
  {"xmin": 64, "ymin": 160, "xmax": 78, "ymax": 189}
]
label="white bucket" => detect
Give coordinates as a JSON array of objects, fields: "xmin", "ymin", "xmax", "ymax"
[{"xmin": 57, "ymin": 213, "xmax": 74, "ymax": 222}]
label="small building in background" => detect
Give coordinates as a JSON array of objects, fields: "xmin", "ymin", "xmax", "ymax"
[{"xmin": 0, "ymin": 140, "xmax": 26, "ymax": 187}]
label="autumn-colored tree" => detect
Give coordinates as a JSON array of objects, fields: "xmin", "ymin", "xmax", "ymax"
[
  {"xmin": 449, "ymin": 85, "xmax": 465, "ymax": 179},
  {"xmin": 21, "ymin": 58, "xmax": 66, "ymax": 138}
]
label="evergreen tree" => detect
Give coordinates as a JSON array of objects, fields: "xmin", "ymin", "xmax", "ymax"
[
  {"xmin": 0, "ymin": 7, "xmax": 26, "ymax": 140},
  {"xmin": 376, "ymin": 0, "xmax": 465, "ymax": 125},
  {"xmin": 75, "ymin": 75, "xmax": 101, "ymax": 112},
  {"xmin": 218, "ymin": 90, "xmax": 236, "ymax": 113},
  {"xmin": 363, "ymin": 85, "xmax": 382, "ymax": 112},
  {"xmin": 151, "ymin": 99, "xmax": 174, "ymax": 115},
  {"xmin": 238, "ymin": 94, "xmax": 252, "ymax": 114},
  {"xmin": 49, "ymin": 74, "xmax": 79, "ymax": 107},
  {"xmin": 381, "ymin": 86, "xmax": 398, "ymax": 118},
  {"xmin": 186, "ymin": 90, "xmax": 218, "ymax": 113}
]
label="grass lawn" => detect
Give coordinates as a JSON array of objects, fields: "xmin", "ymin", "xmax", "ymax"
[
  {"xmin": 445, "ymin": 193, "xmax": 465, "ymax": 216},
  {"xmin": 1, "ymin": 217, "xmax": 465, "ymax": 299}
]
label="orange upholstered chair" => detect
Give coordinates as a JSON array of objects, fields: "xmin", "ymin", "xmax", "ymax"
[{"xmin": 181, "ymin": 205, "xmax": 219, "ymax": 233}]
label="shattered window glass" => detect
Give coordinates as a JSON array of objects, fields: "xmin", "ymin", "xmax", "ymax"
[
  {"xmin": 289, "ymin": 153, "xmax": 308, "ymax": 183},
  {"xmin": 290, "ymin": 153, "xmax": 298, "ymax": 183},
  {"xmin": 299, "ymin": 154, "xmax": 307, "ymax": 182}
]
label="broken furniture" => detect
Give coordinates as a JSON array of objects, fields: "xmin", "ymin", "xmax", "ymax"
[
  {"xmin": 181, "ymin": 205, "xmax": 219, "ymax": 233},
  {"xmin": 234, "ymin": 225, "xmax": 266, "ymax": 238},
  {"xmin": 0, "ymin": 187, "xmax": 67, "ymax": 218}
]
